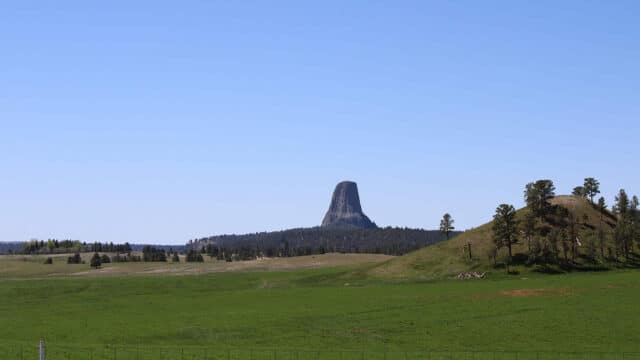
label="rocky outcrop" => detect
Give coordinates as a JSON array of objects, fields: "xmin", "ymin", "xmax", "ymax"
[
  {"xmin": 321, "ymin": 181, "xmax": 377, "ymax": 229},
  {"xmin": 455, "ymin": 272, "xmax": 486, "ymax": 280}
]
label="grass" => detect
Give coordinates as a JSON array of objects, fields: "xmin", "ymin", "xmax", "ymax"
[
  {"xmin": 2, "ymin": 261, "xmax": 640, "ymax": 359},
  {"xmin": 0, "ymin": 253, "xmax": 393, "ymax": 279}
]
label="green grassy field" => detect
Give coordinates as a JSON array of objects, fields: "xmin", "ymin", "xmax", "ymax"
[{"xmin": 2, "ymin": 260, "xmax": 640, "ymax": 359}]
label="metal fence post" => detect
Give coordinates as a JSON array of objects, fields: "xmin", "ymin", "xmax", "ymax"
[{"xmin": 39, "ymin": 339, "xmax": 45, "ymax": 360}]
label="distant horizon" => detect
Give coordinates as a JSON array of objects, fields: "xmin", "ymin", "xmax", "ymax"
[
  {"xmin": 2, "ymin": 1, "xmax": 638, "ymax": 244},
  {"xmin": 0, "ymin": 187, "xmax": 629, "ymax": 245}
]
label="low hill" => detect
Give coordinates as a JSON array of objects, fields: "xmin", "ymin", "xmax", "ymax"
[{"xmin": 368, "ymin": 196, "xmax": 620, "ymax": 280}]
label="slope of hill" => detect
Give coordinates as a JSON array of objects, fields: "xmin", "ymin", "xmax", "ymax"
[{"xmin": 368, "ymin": 196, "xmax": 619, "ymax": 280}]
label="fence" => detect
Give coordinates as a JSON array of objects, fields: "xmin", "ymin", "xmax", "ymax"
[{"xmin": 2, "ymin": 343, "xmax": 640, "ymax": 360}]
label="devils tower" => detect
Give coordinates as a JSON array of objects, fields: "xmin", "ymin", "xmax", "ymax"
[{"xmin": 321, "ymin": 181, "xmax": 377, "ymax": 229}]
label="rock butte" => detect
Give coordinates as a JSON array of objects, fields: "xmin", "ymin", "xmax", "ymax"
[{"xmin": 321, "ymin": 181, "xmax": 377, "ymax": 229}]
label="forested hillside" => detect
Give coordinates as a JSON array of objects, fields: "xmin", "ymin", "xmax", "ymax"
[
  {"xmin": 187, "ymin": 227, "xmax": 458, "ymax": 260},
  {"xmin": 370, "ymin": 178, "xmax": 640, "ymax": 280}
]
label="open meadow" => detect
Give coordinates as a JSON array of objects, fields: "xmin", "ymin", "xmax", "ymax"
[{"xmin": 2, "ymin": 255, "xmax": 640, "ymax": 359}]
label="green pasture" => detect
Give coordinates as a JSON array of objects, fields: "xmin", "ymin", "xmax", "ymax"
[{"xmin": 1, "ymin": 265, "xmax": 640, "ymax": 359}]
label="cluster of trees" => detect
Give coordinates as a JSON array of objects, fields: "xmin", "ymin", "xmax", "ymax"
[
  {"xmin": 187, "ymin": 227, "xmax": 458, "ymax": 262},
  {"xmin": 489, "ymin": 178, "xmax": 639, "ymax": 272},
  {"xmin": 185, "ymin": 250, "xmax": 204, "ymax": 262},
  {"xmin": 142, "ymin": 246, "xmax": 168, "ymax": 262},
  {"xmin": 612, "ymin": 189, "xmax": 640, "ymax": 258},
  {"xmin": 20, "ymin": 240, "xmax": 132, "ymax": 255},
  {"xmin": 63, "ymin": 248, "xmax": 180, "ymax": 267},
  {"xmin": 67, "ymin": 253, "xmax": 83, "ymax": 264},
  {"xmin": 110, "ymin": 253, "xmax": 143, "ymax": 262},
  {"xmin": 89, "ymin": 253, "xmax": 112, "ymax": 268}
]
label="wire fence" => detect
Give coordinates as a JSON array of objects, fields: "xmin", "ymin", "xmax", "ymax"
[{"xmin": 2, "ymin": 343, "xmax": 640, "ymax": 360}]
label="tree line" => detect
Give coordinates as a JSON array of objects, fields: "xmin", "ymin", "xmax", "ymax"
[
  {"xmin": 19, "ymin": 240, "xmax": 133, "ymax": 255},
  {"xmin": 187, "ymin": 227, "xmax": 459, "ymax": 261}
]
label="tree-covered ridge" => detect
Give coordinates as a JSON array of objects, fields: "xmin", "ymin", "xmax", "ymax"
[
  {"xmin": 187, "ymin": 227, "xmax": 460, "ymax": 260},
  {"xmin": 19, "ymin": 240, "xmax": 133, "ymax": 255}
]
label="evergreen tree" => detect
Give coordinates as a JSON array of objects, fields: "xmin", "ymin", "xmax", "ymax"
[
  {"xmin": 525, "ymin": 180, "xmax": 556, "ymax": 217},
  {"xmin": 614, "ymin": 189, "xmax": 633, "ymax": 256},
  {"xmin": 572, "ymin": 186, "xmax": 586, "ymax": 198},
  {"xmin": 583, "ymin": 178, "xmax": 600, "ymax": 203},
  {"xmin": 597, "ymin": 196, "xmax": 607, "ymax": 258},
  {"xmin": 439, "ymin": 213, "xmax": 455, "ymax": 240},
  {"xmin": 523, "ymin": 211, "xmax": 536, "ymax": 253},
  {"xmin": 492, "ymin": 204, "xmax": 518, "ymax": 271},
  {"xmin": 614, "ymin": 189, "xmax": 630, "ymax": 215},
  {"xmin": 90, "ymin": 253, "xmax": 101, "ymax": 268}
]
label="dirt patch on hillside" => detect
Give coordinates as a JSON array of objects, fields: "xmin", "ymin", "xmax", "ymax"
[{"xmin": 501, "ymin": 287, "xmax": 573, "ymax": 298}]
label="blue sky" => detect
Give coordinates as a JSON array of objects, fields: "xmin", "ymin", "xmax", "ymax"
[{"xmin": 1, "ymin": 1, "xmax": 638, "ymax": 244}]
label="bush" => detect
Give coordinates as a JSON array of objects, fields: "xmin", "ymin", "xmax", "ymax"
[
  {"xmin": 44, "ymin": 257, "xmax": 53, "ymax": 264},
  {"xmin": 90, "ymin": 253, "xmax": 101, "ymax": 268},
  {"xmin": 100, "ymin": 254, "xmax": 111, "ymax": 263},
  {"xmin": 67, "ymin": 253, "xmax": 82, "ymax": 264},
  {"xmin": 172, "ymin": 253, "xmax": 180, "ymax": 262}
]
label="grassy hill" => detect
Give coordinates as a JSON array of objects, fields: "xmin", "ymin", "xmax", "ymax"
[{"xmin": 368, "ymin": 195, "xmax": 621, "ymax": 280}]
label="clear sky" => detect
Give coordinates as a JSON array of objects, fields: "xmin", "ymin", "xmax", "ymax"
[{"xmin": 1, "ymin": 1, "xmax": 638, "ymax": 244}]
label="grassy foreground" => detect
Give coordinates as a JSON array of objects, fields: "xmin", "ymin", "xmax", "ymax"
[{"xmin": 2, "ymin": 263, "xmax": 640, "ymax": 358}]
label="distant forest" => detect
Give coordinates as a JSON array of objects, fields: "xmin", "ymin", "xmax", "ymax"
[
  {"xmin": 2, "ymin": 240, "xmax": 184, "ymax": 255},
  {"xmin": 187, "ymin": 227, "xmax": 459, "ymax": 260}
]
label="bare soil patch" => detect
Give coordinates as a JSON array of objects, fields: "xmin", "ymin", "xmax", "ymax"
[{"xmin": 500, "ymin": 287, "xmax": 573, "ymax": 298}]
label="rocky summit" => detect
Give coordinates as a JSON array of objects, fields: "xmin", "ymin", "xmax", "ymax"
[{"xmin": 321, "ymin": 181, "xmax": 377, "ymax": 229}]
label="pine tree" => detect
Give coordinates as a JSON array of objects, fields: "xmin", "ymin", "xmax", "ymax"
[
  {"xmin": 525, "ymin": 180, "xmax": 556, "ymax": 217},
  {"xmin": 583, "ymin": 178, "xmax": 600, "ymax": 203},
  {"xmin": 90, "ymin": 253, "xmax": 101, "ymax": 268},
  {"xmin": 597, "ymin": 197, "xmax": 607, "ymax": 258},
  {"xmin": 492, "ymin": 204, "xmax": 519, "ymax": 271},
  {"xmin": 439, "ymin": 213, "xmax": 455, "ymax": 240}
]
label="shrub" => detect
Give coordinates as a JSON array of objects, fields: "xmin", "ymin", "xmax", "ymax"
[
  {"xmin": 67, "ymin": 253, "xmax": 82, "ymax": 264},
  {"xmin": 90, "ymin": 253, "xmax": 101, "ymax": 268}
]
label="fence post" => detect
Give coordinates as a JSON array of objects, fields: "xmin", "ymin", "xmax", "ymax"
[{"xmin": 39, "ymin": 339, "xmax": 45, "ymax": 360}]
